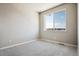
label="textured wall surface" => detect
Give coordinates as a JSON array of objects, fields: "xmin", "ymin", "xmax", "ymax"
[
  {"xmin": 39, "ymin": 4, "xmax": 77, "ymax": 45},
  {"xmin": 0, "ymin": 4, "xmax": 39, "ymax": 48}
]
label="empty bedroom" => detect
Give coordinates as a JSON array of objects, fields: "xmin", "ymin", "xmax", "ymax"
[{"xmin": 0, "ymin": 3, "xmax": 77, "ymax": 56}]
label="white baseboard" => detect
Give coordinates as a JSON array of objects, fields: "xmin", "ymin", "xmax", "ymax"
[
  {"xmin": 0, "ymin": 39, "xmax": 77, "ymax": 50},
  {"xmin": 0, "ymin": 40, "xmax": 36, "ymax": 50},
  {"xmin": 40, "ymin": 39, "xmax": 77, "ymax": 47}
]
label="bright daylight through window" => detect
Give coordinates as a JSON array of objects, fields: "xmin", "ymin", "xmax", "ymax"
[{"xmin": 44, "ymin": 9, "xmax": 66, "ymax": 31}]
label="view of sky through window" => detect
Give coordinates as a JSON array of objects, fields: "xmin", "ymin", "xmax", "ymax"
[
  {"xmin": 54, "ymin": 11, "xmax": 66, "ymax": 28},
  {"xmin": 44, "ymin": 10, "xmax": 66, "ymax": 30}
]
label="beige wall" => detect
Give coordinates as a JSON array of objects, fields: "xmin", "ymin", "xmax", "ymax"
[
  {"xmin": 0, "ymin": 4, "xmax": 39, "ymax": 48},
  {"xmin": 78, "ymin": 4, "xmax": 79, "ymax": 56},
  {"xmin": 39, "ymin": 4, "xmax": 77, "ymax": 45}
]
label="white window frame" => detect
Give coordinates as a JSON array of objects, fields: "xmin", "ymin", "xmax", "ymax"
[{"xmin": 43, "ymin": 8, "xmax": 67, "ymax": 31}]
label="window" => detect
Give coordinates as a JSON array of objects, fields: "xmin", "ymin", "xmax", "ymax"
[{"xmin": 44, "ymin": 9, "xmax": 66, "ymax": 31}]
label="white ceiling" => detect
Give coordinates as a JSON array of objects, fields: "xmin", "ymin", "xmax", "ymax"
[
  {"xmin": 0, "ymin": 3, "xmax": 62, "ymax": 12},
  {"xmin": 23, "ymin": 3, "xmax": 62, "ymax": 12},
  {"xmin": 12, "ymin": 3, "xmax": 61, "ymax": 12}
]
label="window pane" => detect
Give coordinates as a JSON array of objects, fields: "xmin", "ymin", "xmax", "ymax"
[
  {"xmin": 44, "ymin": 13, "xmax": 53, "ymax": 30},
  {"xmin": 53, "ymin": 10, "xmax": 66, "ymax": 29}
]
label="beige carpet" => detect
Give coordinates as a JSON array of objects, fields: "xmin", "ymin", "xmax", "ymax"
[{"xmin": 0, "ymin": 40, "xmax": 77, "ymax": 56}]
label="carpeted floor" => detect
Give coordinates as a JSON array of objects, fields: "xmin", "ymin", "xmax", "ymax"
[{"xmin": 0, "ymin": 40, "xmax": 77, "ymax": 56}]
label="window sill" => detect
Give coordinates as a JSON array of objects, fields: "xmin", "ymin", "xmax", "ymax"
[{"xmin": 44, "ymin": 28, "xmax": 66, "ymax": 32}]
